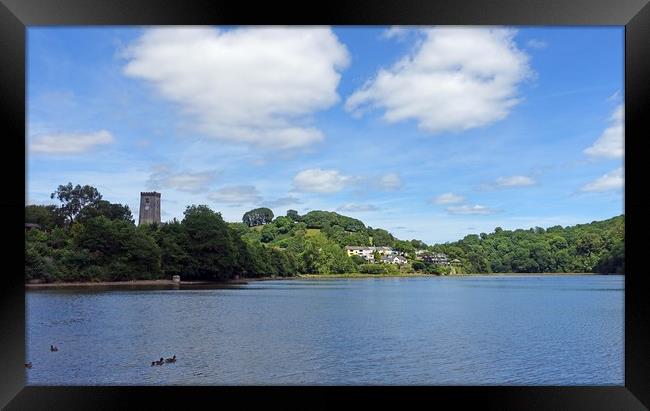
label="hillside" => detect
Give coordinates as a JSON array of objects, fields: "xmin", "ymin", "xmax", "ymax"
[
  {"xmin": 25, "ymin": 183, "xmax": 625, "ymax": 283},
  {"xmin": 234, "ymin": 209, "xmax": 625, "ymax": 275}
]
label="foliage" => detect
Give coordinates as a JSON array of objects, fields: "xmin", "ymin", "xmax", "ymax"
[
  {"xmin": 25, "ymin": 183, "xmax": 625, "ymax": 283},
  {"xmin": 50, "ymin": 182, "xmax": 103, "ymax": 224},
  {"xmin": 242, "ymin": 207, "xmax": 274, "ymax": 227},
  {"xmin": 433, "ymin": 216, "xmax": 624, "ymax": 274}
]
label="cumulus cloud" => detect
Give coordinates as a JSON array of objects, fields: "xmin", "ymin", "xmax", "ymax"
[
  {"xmin": 208, "ymin": 185, "xmax": 262, "ymax": 205},
  {"xmin": 345, "ymin": 27, "xmax": 532, "ymax": 134},
  {"xmin": 292, "ymin": 168, "xmax": 352, "ymax": 193},
  {"xmin": 433, "ymin": 192, "xmax": 465, "ymax": 205},
  {"xmin": 30, "ymin": 130, "xmax": 114, "ymax": 155},
  {"xmin": 584, "ymin": 104, "xmax": 624, "ymax": 159},
  {"xmin": 123, "ymin": 27, "xmax": 350, "ymax": 149},
  {"xmin": 337, "ymin": 203, "xmax": 379, "ymax": 212},
  {"xmin": 580, "ymin": 167, "xmax": 624, "ymax": 192},
  {"xmin": 447, "ymin": 204, "xmax": 496, "ymax": 215},
  {"xmin": 148, "ymin": 166, "xmax": 218, "ymax": 192}
]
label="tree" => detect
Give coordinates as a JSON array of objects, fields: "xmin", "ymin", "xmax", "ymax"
[
  {"xmin": 77, "ymin": 200, "xmax": 134, "ymax": 224},
  {"xmin": 286, "ymin": 209, "xmax": 301, "ymax": 222},
  {"xmin": 25, "ymin": 204, "xmax": 65, "ymax": 229},
  {"xmin": 50, "ymin": 183, "xmax": 102, "ymax": 224},
  {"xmin": 242, "ymin": 207, "xmax": 274, "ymax": 227},
  {"xmin": 183, "ymin": 205, "xmax": 238, "ymax": 280}
]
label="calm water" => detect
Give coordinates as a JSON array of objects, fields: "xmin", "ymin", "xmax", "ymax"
[{"xmin": 26, "ymin": 275, "xmax": 624, "ymax": 385}]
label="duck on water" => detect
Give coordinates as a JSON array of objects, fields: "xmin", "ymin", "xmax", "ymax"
[{"xmin": 151, "ymin": 355, "xmax": 176, "ymax": 366}]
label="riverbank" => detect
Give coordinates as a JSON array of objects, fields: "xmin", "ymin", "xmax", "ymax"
[
  {"xmin": 25, "ymin": 272, "xmax": 602, "ymax": 288},
  {"xmin": 25, "ymin": 278, "xmax": 250, "ymax": 288},
  {"xmin": 292, "ymin": 272, "xmax": 598, "ymax": 279}
]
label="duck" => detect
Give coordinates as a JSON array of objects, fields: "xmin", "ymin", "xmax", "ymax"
[
  {"xmin": 155, "ymin": 357, "xmax": 165, "ymax": 366},
  {"xmin": 50, "ymin": 345, "xmax": 58, "ymax": 352},
  {"xmin": 25, "ymin": 362, "xmax": 32, "ymax": 369},
  {"xmin": 165, "ymin": 355, "xmax": 176, "ymax": 363}
]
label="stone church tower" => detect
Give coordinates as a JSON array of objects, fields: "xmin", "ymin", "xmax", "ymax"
[{"xmin": 139, "ymin": 192, "xmax": 161, "ymax": 225}]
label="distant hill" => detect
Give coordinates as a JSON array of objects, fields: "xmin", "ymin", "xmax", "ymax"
[
  {"xmin": 233, "ymin": 210, "xmax": 624, "ymax": 275},
  {"xmin": 428, "ymin": 215, "xmax": 624, "ymax": 274}
]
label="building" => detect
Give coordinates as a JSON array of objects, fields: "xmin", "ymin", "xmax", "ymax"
[
  {"xmin": 345, "ymin": 246, "xmax": 395, "ymax": 262},
  {"xmin": 138, "ymin": 192, "xmax": 161, "ymax": 225},
  {"xmin": 421, "ymin": 252, "xmax": 449, "ymax": 265},
  {"xmin": 380, "ymin": 255, "xmax": 408, "ymax": 265}
]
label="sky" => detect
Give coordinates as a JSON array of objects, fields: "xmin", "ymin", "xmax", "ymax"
[{"xmin": 26, "ymin": 26, "xmax": 624, "ymax": 244}]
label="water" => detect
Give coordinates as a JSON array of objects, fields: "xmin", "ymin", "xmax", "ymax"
[{"xmin": 26, "ymin": 275, "xmax": 624, "ymax": 385}]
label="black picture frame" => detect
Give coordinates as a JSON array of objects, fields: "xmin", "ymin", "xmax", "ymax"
[{"xmin": 2, "ymin": 0, "xmax": 649, "ymax": 409}]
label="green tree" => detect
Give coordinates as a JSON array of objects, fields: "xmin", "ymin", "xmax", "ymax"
[
  {"xmin": 242, "ymin": 207, "xmax": 275, "ymax": 227},
  {"xmin": 183, "ymin": 205, "xmax": 238, "ymax": 280},
  {"xmin": 77, "ymin": 200, "xmax": 134, "ymax": 224},
  {"xmin": 25, "ymin": 204, "xmax": 65, "ymax": 229},
  {"xmin": 50, "ymin": 183, "xmax": 103, "ymax": 224}
]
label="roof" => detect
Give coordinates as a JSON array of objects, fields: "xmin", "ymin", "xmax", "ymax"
[{"xmin": 345, "ymin": 246, "xmax": 394, "ymax": 251}]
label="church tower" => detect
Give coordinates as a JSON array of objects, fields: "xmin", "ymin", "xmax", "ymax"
[{"xmin": 139, "ymin": 192, "xmax": 161, "ymax": 225}]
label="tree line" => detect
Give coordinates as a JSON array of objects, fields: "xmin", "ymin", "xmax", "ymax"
[
  {"xmin": 429, "ymin": 216, "xmax": 624, "ymax": 274},
  {"xmin": 25, "ymin": 184, "xmax": 298, "ymax": 282},
  {"xmin": 25, "ymin": 183, "xmax": 624, "ymax": 283}
]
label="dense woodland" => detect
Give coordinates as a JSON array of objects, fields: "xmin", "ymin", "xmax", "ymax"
[{"xmin": 25, "ymin": 183, "xmax": 624, "ymax": 283}]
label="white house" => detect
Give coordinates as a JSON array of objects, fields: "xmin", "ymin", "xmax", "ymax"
[
  {"xmin": 345, "ymin": 246, "xmax": 396, "ymax": 262},
  {"xmin": 380, "ymin": 255, "xmax": 408, "ymax": 265}
]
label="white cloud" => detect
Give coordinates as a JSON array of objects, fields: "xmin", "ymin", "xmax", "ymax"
[
  {"xmin": 30, "ymin": 130, "xmax": 114, "ymax": 155},
  {"xmin": 337, "ymin": 203, "xmax": 379, "ymax": 212},
  {"xmin": 447, "ymin": 204, "xmax": 496, "ymax": 215},
  {"xmin": 433, "ymin": 192, "xmax": 465, "ymax": 205},
  {"xmin": 478, "ymin": 175, "xmax": 536, "ymax": 191},
  {"xmin": 526, "ymin": 39, "xmax": 548, "ymax": 49},
  {"xmin": 208, "ymin": 185, "xmax": 262, "ymax": 205},
  {"xmin": 580, "ymin": 167, "xmax": 624, "ymax": 192},
  {"xmin": 345, "ymin": 27, "xmax": 532, "ymax": 134},
  {"xmin": 123, "ymin": 27, "xmax": 350, "ymax": 150},
  {"xmin": 292, "ymin": 168, "xmax": 351, "ymax": 193},
  {"xmin": 584, "ymin": 104, "xmax": 624, "ymax": 159},
  {"xmin": 381, "ymin": 26, "xmax": 410, "ymax": 41},
  {"xmin": 148, "ymin": 167, "xmax": 218, "ymax": 193},
  {"xmin": 494, "ymin": 175, "xmax": 536, "ymax": 187},
  {"xmin": 379, "ymin": 172, "xmax": 403, "ymax": 190}
]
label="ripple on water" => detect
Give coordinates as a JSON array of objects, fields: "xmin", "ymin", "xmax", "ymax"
[{"xmin": 26, "ymin": 275, "xmax": 624, "ymax": 385}]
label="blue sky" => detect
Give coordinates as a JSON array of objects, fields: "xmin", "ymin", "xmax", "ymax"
[{"xmin": 26, "ymin": 26, "xmax": 624, "ymax": 244}]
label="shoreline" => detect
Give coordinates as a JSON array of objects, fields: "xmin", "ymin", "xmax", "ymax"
[
  {"xmin": 25, "ymin": 272, "xmax": 605, "ymax": 288},
  {"xmin": 25, "ymin": 279, "xmax": 249, "ymax": 288}
]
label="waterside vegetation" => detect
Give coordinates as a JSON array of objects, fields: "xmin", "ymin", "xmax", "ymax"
[{"xmin": 25, "ymin": 183, "xmax": 624, "ymax": 283}]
